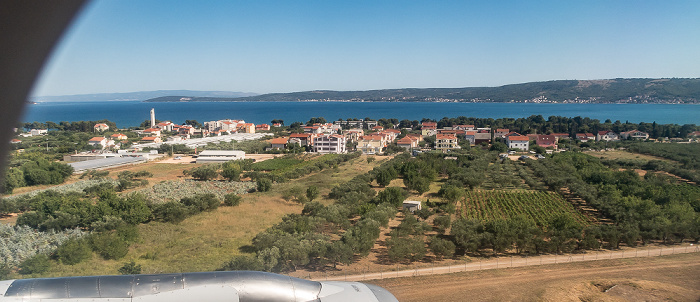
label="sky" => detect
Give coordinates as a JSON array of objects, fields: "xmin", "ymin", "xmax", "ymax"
[{"xmin": 31, "ymin": 0, "xmax": 700, "ymax": 97}]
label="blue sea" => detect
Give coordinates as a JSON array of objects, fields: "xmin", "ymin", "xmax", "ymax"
[{"xmin": 21, "ymin": 101, "xmax": 700, "ymax": 128}]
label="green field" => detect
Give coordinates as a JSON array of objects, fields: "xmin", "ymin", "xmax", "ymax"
[{"xmin": 461, "ymin": 190, "xmax": 589, "ymax": 226}]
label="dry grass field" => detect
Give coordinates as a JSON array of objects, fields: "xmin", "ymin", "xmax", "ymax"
[
  {"xmin": 369, "ymin": 252, "xmax": 700, "ymax": 302},
  {"xmin": 36, "ymin": 155, "xmax": 387, "ymax": 277},
  {"xmin": 584, "ymin": 150, "xmax": 671, "ymax": 162}
]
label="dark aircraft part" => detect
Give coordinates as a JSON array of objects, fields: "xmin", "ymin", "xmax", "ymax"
[{"xmin": 0, "ymin": 271, "xmax": 398, "ymax": 302}]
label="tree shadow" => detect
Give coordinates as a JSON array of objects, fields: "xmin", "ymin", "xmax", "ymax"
[{"xmin": 238, "ymin": 245, "xmax": 256, "ymax": 253}]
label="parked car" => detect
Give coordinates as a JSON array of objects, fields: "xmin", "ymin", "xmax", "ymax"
[
  {"xmin": 174, "ymin": 156, "xmax": 182, "ymax": 160},
  {"xmin": 519, "ymin": 155, "xmax": 529, "ymax": 160},
  {"xmin": 536, "ymin": 154, "xmax": 545, "ymax": 159}
]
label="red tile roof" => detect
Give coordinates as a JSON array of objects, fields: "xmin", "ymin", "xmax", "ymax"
[
  {"xmin": 89, "ymin": 137, "xmax": 105, "ymax": 142},
  {"xmin": 508, "ymin": 136, "xmax": 529, "ymax": 141},
  {"xmin": 290, "ymin": 133, "xmax": 312, "ymax": 138},
  {"xmin": 436, "ymin": 134, "xmax": 457, "ymax": 140},
  {"xmin": 269, "ymin": 137, "xmax": 289, "ymax": 144}
]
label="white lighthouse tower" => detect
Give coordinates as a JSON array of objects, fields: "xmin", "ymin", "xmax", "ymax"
[{"xmin": 150, "ymin": 108, "xmax": 155, "ymax": 128}]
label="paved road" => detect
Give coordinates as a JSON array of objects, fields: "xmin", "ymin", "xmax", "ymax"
[{"xmin": 316, "ymin": 245, "xmax": 700, "ymax": 282}]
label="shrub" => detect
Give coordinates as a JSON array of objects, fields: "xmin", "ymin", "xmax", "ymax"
[
  {"xmin": 386, "ymin": 236, "xmax": 426, "ymax": 262},
  {"xmin": 257, "ymin": 178, "xmax": 272, "ymax": 192},
  {"xmin": 90, "ymin": 216, "xmax": 127, "ymax": 232},
  {"xmin": 181, "ymin": 193, "xmax": 220, "ymax": 212},
  {"xmin": 90, "ymin": 232, "xmax": 129, "ymax": 260},
  {"xmin": 219, "ymin": 254, "xmax": 264, "ymax": 271},
  {"xmin": 224, "ymin": 194, "xmax": 242, "ymax": 206},
  {"xmin": 19, "ymin": 254, "xmax": 51, "ymax": 274},
  {"xmin": 55, "ymin": 238, "xmax": 92, "ymax": 265},
  {"xmin": 116, "ymin": 224, "xmax": 139, "ymax": 243},
  {"xmin": 151, "ymin": 202, "xmax": 189, "ymax": 223},
  {"xmin": 375, "ymin": 187, "xmax": 407, "ymax": 207},
  {"xmin": 221, "ymin": 162, "xmax": 242, "ymax": 181},
  {"xmin": 83, "ymin": 182, "xmax": 115, "ymax": 196},
  {"xmin": 0, "ymin": 262, "xmax": 10, "ymax": 280},
  {"xmin": 306, "ymin": 186, "xmax": 319, "ymax": 202},
  {"xmin": 118, "ymin": 261, "xmax": 142, "ymax": 275},
  {"xmin": 188, "ymin": 165, "xmax": 219, "ymax": 181},
  {"xmin": 429, "ymin": 237, "xmax": 456, "ymax": 259},
  {"xmin": 414, "ymin": 208, "xmax": 433, "ymax": 220},
  {"xmin": 433, "ymin": 215, "xmax": 452, "ymax": 234}
]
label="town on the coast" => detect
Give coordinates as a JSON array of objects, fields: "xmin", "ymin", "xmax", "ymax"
[
  {"xmin": 11, "ymin": 108, "xmax": 700, "ymax": 173},
  {"xmin": 3, "ymin": 107, "xmax": 700, "ymax": 284}
]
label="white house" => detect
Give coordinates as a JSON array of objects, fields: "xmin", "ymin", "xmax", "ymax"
[
  {"xmin": 30, "ymin": 129, "xmax": 48, "ymax": 136},
  {"xmin": 313, "ymin": 134, "xmax": 347, "ymax": 154},
  {"xmin": 620, "ymin": 130, "xmax": 650, "ymax": 140},
  {"xmin": 435, "ymin": 134, "xmax": 459, "ymax": 151},
  {"xmin": 597, "ymin": 130, "xmax": 620, "ymax": 142},
  {"xmin": 94, "ymin": 123, "xmax": 110, "ymax": 132},
  {"xmin": 402, "ymin": 200, "xmax": 422, "ymax": 213},
  {"xmin": 88, "ymin": 137, "xmax": 114, "ymax": 149},
  {"xmin": 506, "ymin": 135, "xmax": 529, "ymax": 151}
]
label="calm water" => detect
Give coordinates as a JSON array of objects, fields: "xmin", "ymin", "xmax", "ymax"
[{"xmin": 22, "ymin": 101, "xmax": 700, "ymax": 128}]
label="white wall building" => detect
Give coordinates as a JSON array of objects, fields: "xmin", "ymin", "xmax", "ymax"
[
  {"xmin": 506, "ymin": 136, "xmax": 530, "ymax": 151},
  {"xmin": 313, "ymin": 134, "xmax": 346, "ymax": 154},
  {"xmin": 196, "ymin": 150, "xmax": 246, "ymax": 163}
]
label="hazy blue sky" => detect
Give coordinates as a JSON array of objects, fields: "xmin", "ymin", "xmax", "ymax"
[{"xmin": 32, "ymin": 0, "xmax": 700, "ymax": 96}]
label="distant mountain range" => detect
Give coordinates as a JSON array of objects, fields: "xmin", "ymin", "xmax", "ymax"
[
  {"xmin": 143, "ymin": 78, "xmax": 700, "ymax": 104},
  {"xmin": 31, "ymin": 90, "xmax": 257, "ymax": 102}
]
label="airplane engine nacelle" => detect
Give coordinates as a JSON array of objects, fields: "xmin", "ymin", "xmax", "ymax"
[{"xmin": 0, "ymin": 271, "xmax": 398, "ymax": 302}]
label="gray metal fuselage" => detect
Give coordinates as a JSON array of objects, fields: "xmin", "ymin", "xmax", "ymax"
[{"xmin": 0, "ymin": 271, "xmax": 398, "ymax": 302}]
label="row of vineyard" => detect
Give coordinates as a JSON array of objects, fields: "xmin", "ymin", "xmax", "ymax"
[{"xmin": 461, "ymin": 190, "xmax": 590, "ymax": 227}]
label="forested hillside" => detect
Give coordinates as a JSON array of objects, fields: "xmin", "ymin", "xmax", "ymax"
[{"xmin": 145, "ymin": 78, "xmax": 700, "ymax": 103}]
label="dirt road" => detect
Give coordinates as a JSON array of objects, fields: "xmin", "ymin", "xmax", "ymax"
[
  {"xmin": 319, "ymin": 245, "xmax": 699, "ymax": 282},
  {"xmin": 369, "ymin": 253, "xmax": 700, "ymax": 302}
]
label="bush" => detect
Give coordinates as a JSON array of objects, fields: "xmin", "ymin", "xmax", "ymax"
[
  {"xmin": 187, "ymin": 165, "xmax": 219, "ymax": 181},
  {"xmin": 429, "ymin": 237, "xmax": 456, "ymax": 259},
  {"xmin": 375, "ymin": 187, "xmax": 407, "ymax": 207},
  {"xmin": 221, "ymin": 162, "xmax": 242, "ymax": 181},
  {"xmin": 55, "ymin": 238, "xmax": 92, "ymax": 265},
  {"xmin": 306, "ymin": 186, "xmax": 319, "ymax": 202},
  {"xmin": 151, "ymin": 202, "xmax": 189, "ymax": 223},
  {"xmin": 257, "ymin": 178, "xmax": 272, "ymax": 192},
  {"xmin": 219, "ymin": 254, "xmax": 264, "ymax": 271},
  {"xmin": 90, "ymin": 232, "xmax": 129, "ymax": 260},
  {"xmin": 19, "ymin": 254, "xmax": 51, "ymax": 274},
  {"xmin": 386, "ymin": 236, "xmax": 426, "ymax": 262},
  {"xmin": 90, "ymin": 216, "xmax": 127, "ymax": 232},
  {"xmin": 433, "ymin": 215, "xmax": 452, "ymax": 234},
  {"xmin": 224, "ymin": 194, "xmax": 242, "ymax": 206},
  {"xmin": 118, "ymin": 261, "xmax": 142, "ymax": 275},
  {"xmin": 116, "ymin": 224, "xmax": 139, "ymax": 243},
  {"xmin": 0, "ymin": 262, "xmax": 10, "ymax": 280},
  {"xmin": 414, "ymin": 208, "xmax": 433, "ymax": 220},
  {"xmin": 181, "ymin": 193, "xmax": 220, "ymax": 212}
]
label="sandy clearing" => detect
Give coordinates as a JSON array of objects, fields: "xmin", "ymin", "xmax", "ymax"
[{"xmin": 368, "ymin": 253, "xmax": 700, "ymax": 302}]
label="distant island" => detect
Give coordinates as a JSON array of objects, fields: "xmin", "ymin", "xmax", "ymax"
[
  {"xmin": 31, "ymin": 90, "xmax": 258, "ymax": 103},
  {"xmin": 144, "ymin": 78, "xmax": 700, "ymax": 104}
]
